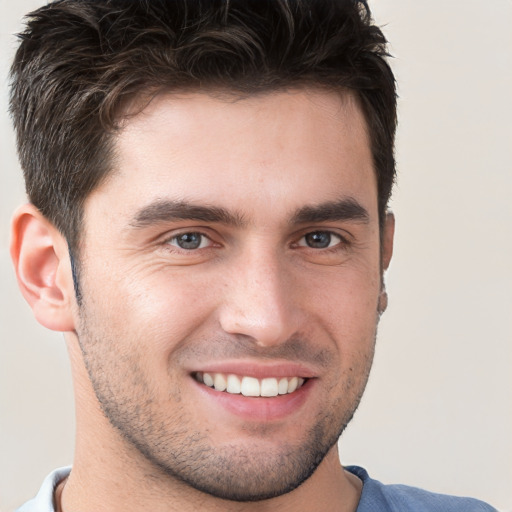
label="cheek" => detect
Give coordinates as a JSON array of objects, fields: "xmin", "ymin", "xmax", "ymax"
[
  {"xmin": 81, "ymin": 261, "xmax": 219, "ymax": 358},
  {"xmin": 302, "ymin": 264, "xmax": 381, "ymax": 331}
]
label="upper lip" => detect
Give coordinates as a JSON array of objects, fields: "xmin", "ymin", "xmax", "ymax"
[{"xmin": 189, "ymin": 360, "xmax": 318, "ymax": 379}]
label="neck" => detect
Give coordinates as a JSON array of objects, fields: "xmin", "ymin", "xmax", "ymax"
[{"xmin": 54, "ymin": 477, "xmax": 67, "ymax": 512}]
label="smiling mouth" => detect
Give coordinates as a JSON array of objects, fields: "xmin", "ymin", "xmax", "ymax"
[{"xmin": 193, "ymin": 372, "xmax": 307, "ymax": 397}]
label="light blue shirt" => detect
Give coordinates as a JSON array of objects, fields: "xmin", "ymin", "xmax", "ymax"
[
  {"xmin": 347, "ymin": 466, "xmax": 498, "ymax": 511},
  {"xmin": 16, "ymin": 465, "xmax": 498, "ymax": 511}
]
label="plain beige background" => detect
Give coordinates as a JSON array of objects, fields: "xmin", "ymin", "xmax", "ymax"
[{"xmin": 1, "ymin": 1, "xmax": 511, "ymax": 511}]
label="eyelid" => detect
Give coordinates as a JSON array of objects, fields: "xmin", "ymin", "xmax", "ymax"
[
  {"xmin": 292, "ymin": 228, "xmax": 352, "ymax": 247},
  {"xmin": 167, "ymin": 232, "xmax": 212, "ymax": 250},
  {"xmin": 160, "ymin": 227, "xmax": 220, "ymax": 250},
  {"xmin": 296, "ymin": 231, "xmax": 343, "ymax": 248}
]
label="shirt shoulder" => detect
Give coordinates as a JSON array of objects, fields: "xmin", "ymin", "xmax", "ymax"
[
  {"xmin": 16, "ymin": 467, "xmax": 71, "ymax": 512},
  {"xmin": 346, "ymin": 466, "xmax": 499, "ymax": 512}
]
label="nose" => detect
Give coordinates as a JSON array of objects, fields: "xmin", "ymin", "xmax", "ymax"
[{"xmin": 218, "ymin": 248, "xmax": 301, "ymax": 347}]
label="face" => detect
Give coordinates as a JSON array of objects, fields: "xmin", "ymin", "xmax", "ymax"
[{"xmin": 74, "ymin": 89, "xmax": 390, "ymax": 501}]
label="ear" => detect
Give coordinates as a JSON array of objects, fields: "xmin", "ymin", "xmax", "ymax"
[
  {"xmin": 10, "ymin": 204, "xmax": 76, "ymax": 332},
  {"xmin": 381, "ymin": 211, "xmax": 395, "ymax": 272},
  {"xmin": 378, "ymin": 211, "xmax": 395, "ymax": 315}
]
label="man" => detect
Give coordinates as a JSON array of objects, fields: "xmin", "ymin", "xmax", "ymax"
[{"xmin": 7, "ymin": 0, "xmax": 499, "ymax": 511}]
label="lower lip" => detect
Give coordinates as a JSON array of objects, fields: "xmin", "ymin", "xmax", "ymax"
[{"xmin": 192, "ymin": 378, "xmax": 313, "ymax": 422}]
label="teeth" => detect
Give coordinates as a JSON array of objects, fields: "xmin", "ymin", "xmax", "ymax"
[
  {"xmin": 278, "ymin": 377, "xmax": 289, "ymax": 395},
  {"xmin": 226, "ymin": 374, "xmax": 241, "ymax": 394},
  {"xmin": 261, "ymin": 378, "xmax": 278, "ymax": 397},
  {"xmin": 241, "ymin": 376, "xmax": 260, "ymax": 396},
  {"xmin": 203, "ymin": 372, "xmax": 214, "ymax": 387},
  {"xmin": 288, "ymin": 376, "xmax": 298, "ymax": 393},
  {"xmin": 213, "ymin": 373, "xmax": 227, "ymax": 392},
  {"xmin": 196, "ymin": 373, "xmax": 306, "ymax": 397}
]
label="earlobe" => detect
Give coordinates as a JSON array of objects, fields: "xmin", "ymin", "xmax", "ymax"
[
  {"xmin": 378, "ymin": 212, "xmax": 395, "ymax": 315},
  {"xmin": 10, "ymin": 204, "xmax": 76, "ymax": 332}
]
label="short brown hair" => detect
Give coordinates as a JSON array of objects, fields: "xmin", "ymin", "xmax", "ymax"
[{"xmin": 9, "ymin": 0, "xmax": 397, "ymax": 253}]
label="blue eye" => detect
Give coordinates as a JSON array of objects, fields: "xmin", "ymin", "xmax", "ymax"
[
  {"xmin": 299, "ymin": 231, "xmax": 342, "ymax": 249},
  {"xmin": 168, "ymin": 232, "xmax": 210, "ymax": 250}
]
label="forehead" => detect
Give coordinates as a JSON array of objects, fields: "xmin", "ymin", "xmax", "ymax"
[{"xmin": 88, "ymin": 88, "xmax": 377, "ymax": 225}]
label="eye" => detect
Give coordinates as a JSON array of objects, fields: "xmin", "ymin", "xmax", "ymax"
[
  {"xmin": 297, "ymin": 231, "xmax": 342, "ymax": 249},
  {"xmin": 167, "ymin": 232, "xmax": 211, "ymax": 250}
]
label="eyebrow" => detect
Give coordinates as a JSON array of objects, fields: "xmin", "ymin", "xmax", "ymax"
[
  {"xmin": 130, "ymin": 196, "xmax": 370, "ymax": 230},
  {"xmin": 130, "ymin": 199, "xmax": 247, "ymax": 228},
  {"xmin": 291, "ymin": 198, "xmax": 370, "ymax": 225}
]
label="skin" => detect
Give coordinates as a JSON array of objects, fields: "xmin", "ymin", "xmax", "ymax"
[{"xmin": 11, "ymin": 88, "xmax": 394, "ymax": 511}]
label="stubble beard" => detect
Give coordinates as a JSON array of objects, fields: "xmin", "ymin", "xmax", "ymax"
[{"xmin": 76, "ymin": 306, "xmax": 377, "ymax": 502}]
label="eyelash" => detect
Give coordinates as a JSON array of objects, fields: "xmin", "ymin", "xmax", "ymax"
[
  {"xmin": 164, "ymin": 231, "xmax": 215, "ymax": 251},
  {"xmin": 162, "ymin": 229, "xmax": 351, "ymax": 253},
  {"xmin": 295, "ymin": 231, "xmax": 349, "ymax": 251}
]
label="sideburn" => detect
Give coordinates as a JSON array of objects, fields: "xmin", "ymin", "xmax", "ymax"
[{"xmin": 69, "ymin": 247, "xmax": 83, "ymax": 306}]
